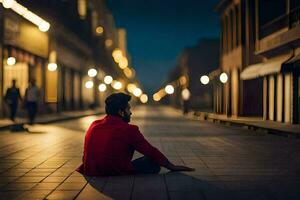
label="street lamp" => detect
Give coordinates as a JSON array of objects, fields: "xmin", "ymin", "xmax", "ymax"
[
  {"xmin": 112, "ymin": 49, "xmax": 123, "ymax": 63},
  {"xmin": 85, "ymin": 81, "xmax": 94, "ymax": 89},
  {"xmin": 133, "ymin": 88, "xmax": 142, "ymax": 97},
  {"xmin": 140, "ymin": 94, "xmax": 148, "ymax": 104},
  {"xmin": 98, "ymin": 83, "xmax": 107, "ymax": 92},
  {"xmin": 2, "ymin": 0, "xmax": 14, "ymax": 9},
  {"xmin": 104, "ymin": 75, "xmax": 113, "ymax": 84},
  {"xmin": 220, "ymin": 72, "xmax": 228, "ymax": 83},
  {"xmin": 88, "ymin": 68, "xmax": 97, "ymax": 77},
  {"xmin": 153, "ymin": 93, "xmax": 161, "ymax": 102},
  {"xmin": 127, "ymin": 83, "xmax": 136, "ymax": 93},
  {"xmin": 200, "ymin": 75, "xmax": 210, "ymax": 85},
  {"xmin": 119, "ymin": 57, "xmax": 128, "ymax": 69},
  {"xmin": 47, "ymin": 63, "xmax": 57, "ymax": 71},
  {"xmin": 165, "ymin": 85, "xmax": 174, "ymax": 94},
  {"xmin": 7, "ymin": 57, "xmax": 16, "ymax": 66},
  {"xmin": 96, "ymin": 26, "xmax": 104, "ymax": 35},
  {"xmin": 112, "ymin": 81, "xmax": 122, "ymax": 90}
]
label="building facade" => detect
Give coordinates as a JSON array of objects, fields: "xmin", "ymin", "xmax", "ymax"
[
  {"xmin": 0, "ymin": 0, "xmax": 139, "ymax": 119},
  {"xmin": 217, "ymin": 0, "xmax": 300, "ymax": 124}
]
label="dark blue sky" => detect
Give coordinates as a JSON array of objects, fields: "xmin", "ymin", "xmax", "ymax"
[{"xmin": 107, "ymin": 0, "xmax": 220, "ymax": 94}]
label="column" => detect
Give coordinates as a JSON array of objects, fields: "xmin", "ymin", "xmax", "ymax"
[{"xmin": 0, "ymin": 6, "xmax": 4, "ymax": 118}]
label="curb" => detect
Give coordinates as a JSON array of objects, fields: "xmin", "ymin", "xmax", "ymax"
[{"xmin": 0, "ymin": 111, "xmax": 104, "ymax": 131}]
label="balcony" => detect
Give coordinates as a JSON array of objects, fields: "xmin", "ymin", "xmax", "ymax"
[{"xmin": 259, "ymin": 6, "xmax": 300, "ymax": 39}]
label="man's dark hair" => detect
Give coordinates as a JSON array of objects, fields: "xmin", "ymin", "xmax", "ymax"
[{"xmin": 105, "ymin": 93, "xmax": 131, "ymax": 115}]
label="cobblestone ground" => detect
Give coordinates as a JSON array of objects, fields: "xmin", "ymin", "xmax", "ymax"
[{"xmin": 0, "ymin": 106, "xmax": 300, "ymax": 200}]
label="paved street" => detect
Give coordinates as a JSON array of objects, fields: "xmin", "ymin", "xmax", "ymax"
[{"xmin": 0, "ymin": 106, "xmax": 300, "ymax": 200}]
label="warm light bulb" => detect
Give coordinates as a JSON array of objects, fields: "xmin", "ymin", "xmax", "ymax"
[
  {"xmin": 47, "ymin": 63, "xmax": 57, "ymax": 71},
  {"xmin": 200, "ymin": 75, "xmax": 210, "ymax": 85},
  {"xmin": 88, "ymin": 68, "xmax": 97, "ymax": 77},
  {"xmin": 165, "ymin": 85, "xmax": 174, "ymax": 94},
  {"xmin": 104, "ymin": 75, "xmax": 113, "ymax": 84},
  {"xmin": 220, "ymin": 72, "xmax": 228, "ymax": 83},
  {"xmin": 98, "ymin": 83, "xmax": 107, "ymax": 92},
  {"xmin": 7, "ymin": 57, "xmax": 16, "ymax": 66},
  {"xmin": 85, "ymin": 81, "xmax": 94, "ymax": 89}
]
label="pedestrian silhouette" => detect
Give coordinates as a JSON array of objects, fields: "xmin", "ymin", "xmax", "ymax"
[
  {"xmin": 4, "ymin": 79, "xmax": 22, "ymax": 121},
  {"xmin": 24, "ymin": 79, "xmax": 39, "ymax": 125}
]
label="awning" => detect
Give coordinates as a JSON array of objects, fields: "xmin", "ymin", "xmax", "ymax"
[
  {"xmin": 282, "ymin": 52, "xmax": 300, "ymax": 71},
  {"xmin": 240, "ymin": 55, "xmax": 291, "ymax": 80}
]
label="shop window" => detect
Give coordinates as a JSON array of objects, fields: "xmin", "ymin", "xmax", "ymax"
[{"xmin": 3, "ymin": 62, "xmax": 28, "ymax": 97}]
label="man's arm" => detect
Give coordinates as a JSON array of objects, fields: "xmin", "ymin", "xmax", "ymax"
[{"xmin": 129, "ymin": 125, "xmax": 195, "ymax": 172}]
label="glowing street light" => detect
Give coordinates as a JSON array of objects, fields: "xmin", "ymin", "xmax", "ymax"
[
  {"xmin": 3, "ymin": 0, "xmax": 14, "ymax": 8},
  {"xmin": 181, "ymin": 88, "xmax": 191, "ymax": 100},
  {"xmin": 127, "ymin": 83, "xmax": 136, "ymax": 93},
  {"xmin": 165, "ymin": 85, "xmax": 174, "ymax": 94},
  {"xmin": 88, "ymin": 68, "xmax": 97, "ymax": 77},
  {"xmin": 98, "ymin": 83, "xmax": 107, "ymax": 92},
  {"xmin": 85, "ymin": 81, "xmax": 94, "ymax": 89},
  {"xmin": 47, "ymin": 63, "xmax": 57, "ymax": 71},
  {"xmin": 112, "ymin": 81, "xmax": 123, "ymax": 90},
  {"xmin": 104, "ymin": 75, "xmax": 113, "ymax": 84},
  {"xmin": 220, "ymin": 72, "xmax": 228, "ymax": 83},
  {"xmin": 133, "ymin": 88, "xmax": 142, "ymax": 97},
  {"xmin": 200, "ymin": 75, "xmax": 210, "ymax": 85},
  {"xmin": 153, "ymin": 93, "xmax": 161, "ymax": 102},
  {"xmin": 7, "ymin": 57, "xmax": 16, "ymax": 66},
  {"xmin": 38, "ymin": 22, "xmax": 50, "ymax": 32},
  {"xmin": 119, "ymin": 57, "xmax": 128, "ymax": 69},
  {"xmin": 140, "ymin": 94, "xmax": 148, "ymax": 104},
  {"xmin": 96, "ymin": 26, "xmax": 104, "ymax": 35},
  {"xmin": 112, "ymin": 49, "xmax": 123, "ymax": 63}
]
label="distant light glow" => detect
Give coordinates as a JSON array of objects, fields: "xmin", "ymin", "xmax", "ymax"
[
  {"xmin": 119, "ymin": 57, "xmax": 128, "ymax": 69},
  {"xmin": 88, "ymin": 68, "xmax": 97, "ymax": 77},
  {"xmin": 153, "ymin": 93, "xmax": 161, "ymax": 102},
  {"xmin": 3, "ymin": 0, "xmax": 14, "ymax": 8},
  {"xmin": 85, "ymin": 81, "xmax": 94, "ymax": 89},
  {"xmin": 98, "ymin": 83, "xmax": 107, "ymax": 92},
  {"xmin": 181, "ymin": 89, "xmax": 191, "ymax": 100},
  {"xmin": 96, "ymin": 26, "xmax": 104, "ymax": 35},
  {"xmin": 7, "ymin": 57, "xmax": 16, "ymax": 66},
  {"xmin": 127, "ymin": 83, "xmax": 136, "ymax": 93},
  {"xmin": 0, "ymin": 0, "xmax": 51, "ymax": 32},
  {"xmin": 105, "ymin": 39, "xmax": 113, "ymax": 48},
  {"xmin": 133, "ymin": 88, "xmax": 142, "ymax": 97},
  {"xmin": 47, "ymin": 63, "xmax": 57, "ymax": 71},
  {"xmin": 104, "ymin": 75, "xmax": 113, "ymax": 84},
  {"xmin": 200, "ymin": 75, "xmax": 210, "ymax": 85},
  {"xmin": 112, "ymin": 49, "xmax": 123, "ymax": 63},
  {"xmin": 123, "ymin": 68, "xmax": 133, "ymax": 78},
  {"xmin": 220, "ymin": 72, "xmax": 228, "ymax": 83},
  {"xmin": 112, "ymin": 81, "xmax": 122, "ymax": 90},
  {"xmin": 140, "ymin": 94, "xmax": 148, "ymax": 104},
  {"xmin": 165, "ymin": 85, "xmax": 174, "ymax": 94}
]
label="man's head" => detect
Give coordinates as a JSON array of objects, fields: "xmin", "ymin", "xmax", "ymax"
[
  {"xmin": 105, "ymin": 93, "xmax": 132, "ymax": 122},
  {"xmin": 12, "ymin": 79, "xmax": 16, "ymax": 87}
]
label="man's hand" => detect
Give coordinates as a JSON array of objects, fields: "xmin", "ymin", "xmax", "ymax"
[{"xmin": 165, "ymin": 162, "xmax": 195, "ymax": 172}]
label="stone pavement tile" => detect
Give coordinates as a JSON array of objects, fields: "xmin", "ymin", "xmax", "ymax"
[
  {"xmin": 76, "ymin": 184, "xmax": 112, "ymax": 200},
  {"xmin": 46, "ymin": 190, "xmax": 81, "ymax": 200},
  {"xmin": 42, "ymin": 176, "xmax": 66, "ymax": 183},
  {"xmin": 64, "ymin": 176, "xmax": 88, "ymax": 183},
  {"xmin": 169, "ymin": 191, "xmax": 206, "ymax": 200},
  {"xmin": 103, "ymin": 176, "xmax": 134, "ymax": 191},
  {"xmin": 15, "ymin": 176, "xmax": 45, "ymax": 183},
  {"xmin": 0, "ymin": 191, "xmax": 24, "ymax": 199},
  {"xmin": 56, "ymin": 182, "xmax": 86, "ymax": 190},
  {"xmin": 232, "ymin": 190, "xmax": 274, "ymax": 200},
  {"xmin": 1, "ymin": 182, "xmax": 37, "ymax": 191},
  {"xmin": 133, "ymin": 174, "xmax": 166, "ymax": 192},
  {"xmin": 101, "ymin": 189, "xmax": 131, "ymax": 200},
  {"xmin": 0, "ymin": 176, "xmax": 19, "ymax": 183},
  {"xmin": 132, "ymin": 190, "xmax": 168, "ymax": 200},
  {"xmin": 31, "ymin": 182, "xmax": 61, "ymax": 190},
  {"xmin": 17, "ymin": 189, "xmax": 52, "ymax": 199},
  {"xmin": 221, "ymin": 181, "xmax": 264, "ymax": 191}
]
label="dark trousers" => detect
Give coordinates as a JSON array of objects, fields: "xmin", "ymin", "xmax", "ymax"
[
  {"xmin": 132, "ymin": 156, "xmax": 161, "ymax": 174},
  {"xmin": 8, "ymin": 103, "xmax": 18, "ymax": 121},
  {"xmin": 26, "ymin": 102, "xmax": 37, "ymax": 124}
]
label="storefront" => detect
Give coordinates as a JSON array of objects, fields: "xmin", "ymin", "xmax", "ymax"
[{"xmin": 1, "ymin": 11, "xmax": 49, "ymax": 117}]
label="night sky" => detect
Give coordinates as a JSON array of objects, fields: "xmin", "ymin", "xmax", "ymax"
[{"xmin": 107, "ymin": 0, "xmax": 220, "ymax": 94}]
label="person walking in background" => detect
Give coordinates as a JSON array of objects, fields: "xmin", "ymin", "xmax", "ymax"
[
  {"xmin": 4, "ymin": 79, "xmax": 22, "ymax": 121},
  {"xmin": 24, "ymin": 79, "xmax": 39, "ymax": 125}
]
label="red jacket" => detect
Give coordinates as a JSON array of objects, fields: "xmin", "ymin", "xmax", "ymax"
[{"xmin": 77, "ymin": 115, "xmax": 169, "ymax": 176}]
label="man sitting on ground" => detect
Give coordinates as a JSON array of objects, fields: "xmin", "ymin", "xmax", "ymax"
[{"xmin": 77, "ymin": 93, "xmax": 194, "ymax": 176}]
